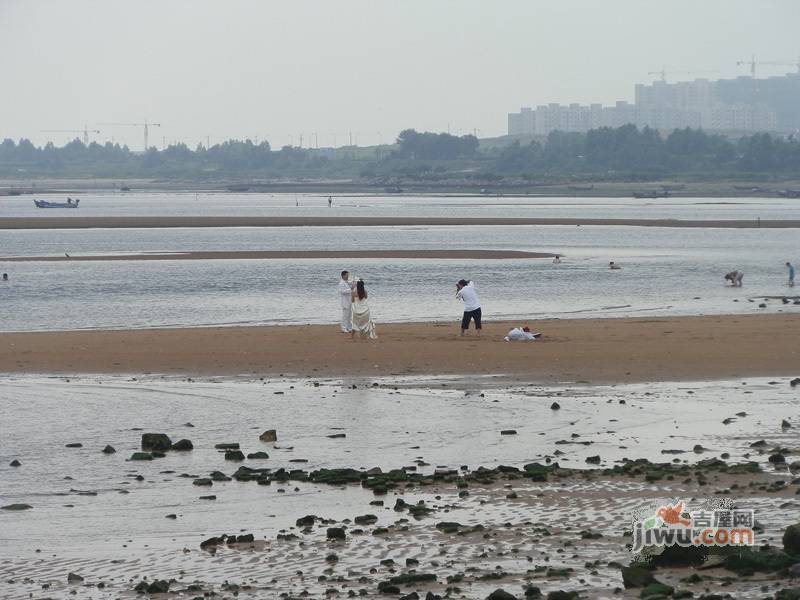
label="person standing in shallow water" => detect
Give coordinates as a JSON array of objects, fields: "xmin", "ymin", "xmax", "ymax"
[
  {"xmin": 787, "ymin": 261, "xmax": 795, "ymax": 287},
  {"xmin": 456, "ymin": 279, "xmax": 481, "ymax": 337},
  {"xmin": 338, "ymin": 270, "xmax": 354, "ymax": 333}
]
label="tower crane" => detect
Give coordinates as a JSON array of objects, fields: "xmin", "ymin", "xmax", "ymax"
[
  {"xmin": 736, "ymin": 55, "xmax": 800, "ymax": 78},
  {"xmin": 647, "ymin": 67, "xmax": 717, "ymax": 83},
  {"xmin": 41, "ymin": 125, "xmax": 100, "ymax": 145},
  {"xmin": 98, "ymin": 120, "xmax": 161, "ymax": 151}
]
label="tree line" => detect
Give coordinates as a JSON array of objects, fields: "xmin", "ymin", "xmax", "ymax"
[{"xmin": 1, "ymin": 125, "xmax": 798, "ymax": 180}]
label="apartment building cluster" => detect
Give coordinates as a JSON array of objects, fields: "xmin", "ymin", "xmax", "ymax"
[{"xmin": 508, "ymin": 73, "xmax": 800, "ymax": 136}]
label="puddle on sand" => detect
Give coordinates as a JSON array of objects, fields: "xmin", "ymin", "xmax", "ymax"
[{"xmin": 0, "ymin": 375, "xmax": 797, "ymax": 598}]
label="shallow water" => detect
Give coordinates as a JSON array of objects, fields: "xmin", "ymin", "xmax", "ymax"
[
  {"xmin": 0, "ymin": 376, "xmax": 795, "ymax": 598},
  {"xmin": 1, "ymin": 224, "xmax": 798, "ymax": 331},
  {"xmin": 3, "ymin": 191, "xmax": 800, "ymax": 220}
]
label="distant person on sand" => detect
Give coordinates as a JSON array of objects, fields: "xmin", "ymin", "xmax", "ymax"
[
  {"xmin": 553, "ymin": 255, "xmax": 561, "ymax": 264},
  {"xmin": 350, "ymin": 279, "xmax": 377, "ymax": 340},
  {"xmin": 2, "ymin": 273, "xmax": 7, "ymax": 281},
  {"xmin": 724, "ymin": 270, "xmax": 744, "ymax": 287},
  {"xmin": 328, "ymin": 196, "xmax": 333, "ymax": 208},
  {"xmin": 338, "ymin": 271, "xmax": 355, "ymax": 333},
  {"xmin": 456, "ymin": 279, "xmax": 481, "ymax": 337},
  {"xmin": 787, "ymin": 261, "xmax": 795, "ymax": 287},
  {"xmin": 609, "ymin": 261, "xmax": 621, "ymax": 270}
]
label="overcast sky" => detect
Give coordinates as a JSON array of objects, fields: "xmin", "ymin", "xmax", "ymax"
[{"xmin": 1, "ymin": 0, "xmax": 798, "ymax": 149}]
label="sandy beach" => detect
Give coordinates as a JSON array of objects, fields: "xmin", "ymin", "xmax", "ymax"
[
  {"xmin": 1, "ymin": 313, "xmax": 798, "ymax": 381},
  {"xmin": 0, "ymin": 249, "xmax": 552, "ymax": 262},
  {"xmin": 1, "ymin": 215, "xmax": 795, "ymax": 229}
]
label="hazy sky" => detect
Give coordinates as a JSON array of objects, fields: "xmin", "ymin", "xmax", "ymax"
[{"xmin": 1, "ymin": 0, "xmax": 798, "ymax": 149}]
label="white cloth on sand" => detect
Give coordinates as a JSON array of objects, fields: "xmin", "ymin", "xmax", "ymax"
[
  {"xmin": 504, "ymin": 327, "xmax": 539, "ymax": 341},
  {"xmin": 352, "ymin": 297, "xmax": 377, "ymax": 339}
]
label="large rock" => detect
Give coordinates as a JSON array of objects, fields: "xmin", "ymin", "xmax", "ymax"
[
  {"xmin": 784, "ymin": 523, "xmax": 800, "ymax": 555},
  {"xmin": 1, "ymin": 504, "xmax": 32, "ymax": 511},
  {"xmin": 141, "ymin": 433, "xmax": 172, "ymax": 451}
]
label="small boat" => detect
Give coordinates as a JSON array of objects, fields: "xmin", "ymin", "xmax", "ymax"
[{"xmin": 34, "ymin": 198, "xmax": 80, "ymax": 208}]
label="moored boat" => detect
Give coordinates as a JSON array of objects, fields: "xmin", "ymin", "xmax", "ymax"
[{"xmin": 34, "ymin": 198, "xmax": 80, "ymax": 208}]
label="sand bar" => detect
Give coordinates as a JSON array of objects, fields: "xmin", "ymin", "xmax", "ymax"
[
  {"xmin": 0, "ymin": 249, "xmax": 551, "ymax": 262},
  {"xmin": 0, "ymin": 216, "xmax": 796, "ymax": 229},
  {"xmin": 2, "ymin": 314, "xmax": 797, "ymax": 382}
]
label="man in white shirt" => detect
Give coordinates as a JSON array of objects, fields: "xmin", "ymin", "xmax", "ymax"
[
  {"xmin": 338, "ymin": 270, "xmax": 355, "ymax": 332},
  {"xmin": 456, "ymin": 279, "xmax": 481, "ymax": 337}
]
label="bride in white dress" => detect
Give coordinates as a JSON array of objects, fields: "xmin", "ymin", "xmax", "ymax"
[{"xmin": 351, "ymin": 279, "xmax": 377, "ymax": 340}]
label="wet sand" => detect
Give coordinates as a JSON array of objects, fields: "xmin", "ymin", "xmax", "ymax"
[
  {"xmin": 1, "ymin": 215, "xmax": 795, "ymax": 229},
  {"xmin": 1, "ymin": 314, "xmax": 798, "ymax": 381},
  {"xmin": 1, "ymin": 376, "xmax": 797, "ymax": 599},
  {"xmin": 0, "ymin": 249, "xmax": 552, "ymax": 262}
]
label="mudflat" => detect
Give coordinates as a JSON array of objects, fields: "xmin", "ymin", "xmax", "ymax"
[{"xmin": 1, "ymin": 313, "xmax": 797, "ymax": 381}]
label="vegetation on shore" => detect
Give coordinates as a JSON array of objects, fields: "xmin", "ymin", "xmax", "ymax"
[{"xmin": 1, "ymin": 125, "xmax": 799, "ymax": 183}]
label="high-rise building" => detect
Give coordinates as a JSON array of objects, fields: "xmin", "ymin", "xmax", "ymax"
[{"xmin": 507, "ymin": 73, "xmax": 799, "ymax": 136}]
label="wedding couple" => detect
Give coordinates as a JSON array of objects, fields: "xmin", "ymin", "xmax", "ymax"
[{"xmin": 338, "ymin": 270, "xmax": 377, "ymax": 340}]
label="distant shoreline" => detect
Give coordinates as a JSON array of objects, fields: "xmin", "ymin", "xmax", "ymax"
[
  {"xmin": 0, "ymin": 215, "xmax": 795, "ymax": 229},
  {"xmin": 1, "ymin": 178, "xmax": 799, "ymax": 198},
  {"xmin": 0, "ymin": 249, "xmax": 553, "ymax": 262}
]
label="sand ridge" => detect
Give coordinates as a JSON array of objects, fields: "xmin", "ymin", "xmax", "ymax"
[{"xmin": 1, "ymin": 313, "xmax": 798, "ymax": 381}]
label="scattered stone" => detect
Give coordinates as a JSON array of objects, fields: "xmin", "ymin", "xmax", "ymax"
[
  {"xmin": 198, "ymin": 495, "xmax": 216, "ymax": 500},
  {"xmin": 326, "ymin": 527, "xmax": 346, "ymax": 540},
  {"xmin": 192, "ymin": 478, "xmax": 212, "ymax": 486},
  {"xmin": 259, "ymin": 429, "xmax": 277, "ymax": 442},
  {"xmin": 101, "ymin": 445, "xmax": 116, "ymax": 454},
  {"xmin": 784, "ymin": 523, "xmax": 800, "ymax": 555},
  {"xmin": 693, "ymin": 444, "xmax": 706, "ymax": 453},
  {"xmin": 550, "ymin": 402, "xmax": 561, "ymax": 410},
  {"xmin": 791, "ymin": 378, "xmax": 800, "ymax": 388},
  {"xmin": 65, "ymin": 443, "xmax": 82, "ymax": 448},
  {"xmin": 783, "ymin": 419, "xmax": 792, "ymax": 430},
  {"xmin": 165, "ymin": 514, "xmax": 177, "ymax": 519},
  {"xmin": 327, "ymin": 433, "xmax": 346, "ymax": 439},
  {"xmin": 129, "ymin": 452, "xmax": 153, "ymax": 461},
  {"xmin": 585, "ymin": 455, "xmax": 601, "ymax": 464},
  {"xmin": 171, "ymin": 439, "xmax": 193, "ymax": 451},
  {"xmin": 750, "ymin": 439, "xmax": 768, "ymax": 448},
  {"xmin": 9, "ymin": 459, "xmax": 20, "ymax": 467},
  {"xmin": 141, "ymin": 433, "xmax": 172, "ymax": 452},
  {"xmin": 214, "ymin": 443, "xmax": 240, "ymax": 450},
  {"xmin": 247, "ymin": 451, "xmax": 270, "ymax": 459},
  {"xmin": 620, "ymin": 564, "xmax": 657, "ymax": 588},
  {"xmin": 354, "ymin": 514, "xmax": 378, "ymax": 525},
  {"xmin": 225, "ymin": 450, "xmax": 246, "ymax": 461},
  {"xmin": 296, "ymin": 514, "xmax": 316, "ymax": 527},
  {"xmin": 500, "ymin": 429, "xmax": 517, "ymax": 435},
  {"xmin": 640, "ymin": 582, "xmax": 674, "ymax": 598},
  {"xmin": 134, "ymin": 579, "xmax": 170, "ymax": 594},
  {"xmin": 769, "ymin": 453, "xmax": 787, "ymax": 464},
  {"xmin": 486, "ymin": 590, "xmax": 517, "ymax": 600}
]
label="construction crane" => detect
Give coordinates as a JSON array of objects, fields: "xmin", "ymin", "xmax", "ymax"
[
  {"xmin": 41, "ymin": 125, "xmax": 100, "ymax": 145},
  {"xmin": 98, "ymin": 120, "xmax": 161, "ymax": 151},
  {"xmin": 736, "ymin": 55, "xmax": 800, "ymax": 78},
  {"xmin": 647, "ymin": 67, "xmax": 717, "ymax": 83}
]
